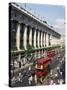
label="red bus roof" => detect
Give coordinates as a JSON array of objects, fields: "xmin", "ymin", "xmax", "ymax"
[{"xmin": 36, "ymin": 57, "xmax": 51, "ymax": 64}]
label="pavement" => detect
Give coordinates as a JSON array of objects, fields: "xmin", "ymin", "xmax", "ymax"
[{"xmin": 11, "ymin": 63, "xmax": 33, "ymax": 73}]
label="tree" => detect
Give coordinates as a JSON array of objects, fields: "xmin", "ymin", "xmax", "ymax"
[{"xmin": 24, "ymin": 44, "xmax": 35, "ymax": 63}]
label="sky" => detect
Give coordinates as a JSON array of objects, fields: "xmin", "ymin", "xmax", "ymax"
[{"xmin": 18, "ymin": 3, "xmax": 65, "ymax": 35}]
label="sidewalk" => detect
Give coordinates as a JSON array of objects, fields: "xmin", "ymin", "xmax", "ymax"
[
  {"xmin": 11, "ymin": 63, "xmax": 33, "ymax": 73},
  {"xmin": 42, "ymin": 53, "xmax": 65, "ymax": 85}
]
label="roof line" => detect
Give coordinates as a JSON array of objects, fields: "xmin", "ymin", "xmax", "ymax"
[{"xmin": 11, "ymin": 3, "xmax": 61, "ymax": 36}]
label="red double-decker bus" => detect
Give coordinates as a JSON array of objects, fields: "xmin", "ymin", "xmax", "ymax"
[
  {"xmin": 34, "ymin": 57, "xmax": 51, "ymax": 83},
  {"xmin": 31, "ymin": 49, "xmax": 55, "ymax": 83}
]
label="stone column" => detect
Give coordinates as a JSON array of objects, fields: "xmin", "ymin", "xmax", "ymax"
[
  {"xmin": 41, "ymin": 32, "xmax": 43, "ymax": 47},
  {"xmin": 29, "ymin": 27, "xmax": 32, "ymax": 46},
  {"xmin": 16, "ymin": 23, "xmax": 21, "ymax": 50},
  {"xmin": 23, "ymin": 25, "xmax": 27, "ymax": 50},
  {"xmin": 34, "ymin": 29, "xmax": 36, "ymax": 48},
  {"xmin": 42, "ymin": 32, "xmax": 44, "ymax": 47},
  {"xmin": 51, "ymin": 35, "xmax": 53, "ymax": 46},
  {"xmin": 38, "ymin": 31, "xmax": 40, "ymax": 48},
  {"xmin": 51, "ymin": 36, "xmax": 55, "ymax": 46},
  {"xmin": 45, "ymin": 33, "xmax": 47, "ymax": 47},
  {"xmin": 46, "ymin": 33, "xmax": 49, "ymax": 47},
  {"xmin": 44, "ymin": 33, "xmax": 45, "ymax": 47}
]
